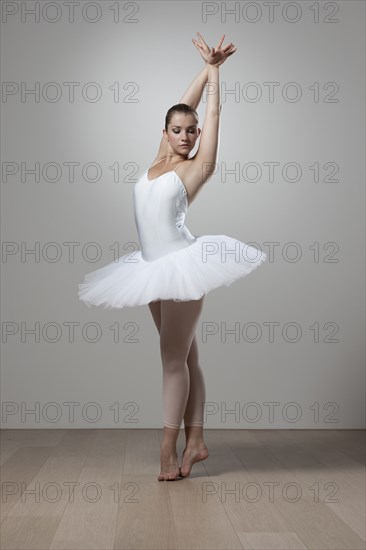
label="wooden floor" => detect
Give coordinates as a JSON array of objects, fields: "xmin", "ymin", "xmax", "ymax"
[{"xmin": 0, "ymin": 429, "xmax": 365, "ymax": 549}]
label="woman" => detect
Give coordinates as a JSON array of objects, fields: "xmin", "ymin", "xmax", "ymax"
[{"xmin": 78, "ymin": 32, "xmax": 267, "ymax": 481}]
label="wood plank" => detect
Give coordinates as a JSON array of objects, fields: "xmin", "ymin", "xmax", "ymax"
[
  {"xmin": 50, "ymin": 430, "xmax": 126, "ymax": 549},
  {"xmin": 226, "ymin": 430, "xmax": 365, "ymax": 549}
]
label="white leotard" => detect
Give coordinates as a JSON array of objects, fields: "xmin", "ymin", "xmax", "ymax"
[{"xmin": 133, "ymin": 158, "xmax": 196, "ymax": 262}]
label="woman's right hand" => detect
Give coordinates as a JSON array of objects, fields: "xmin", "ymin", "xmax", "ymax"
[{"xmin": 192, "ymin": 32, "xmax": 237, "ymax": 67}]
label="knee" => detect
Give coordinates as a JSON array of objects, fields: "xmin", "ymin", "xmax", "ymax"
[
  {"xmin": 187, "ymin": 359, "xmax": 201, "ymax": 372},
  {"xmin": 161, "ymin": 352, "xmax": 186, "ymax": 373}
]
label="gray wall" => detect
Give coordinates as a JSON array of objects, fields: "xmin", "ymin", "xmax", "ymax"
[{"xmin": 1, "ymin": 0, "xmax": 364, "ymax": 428}]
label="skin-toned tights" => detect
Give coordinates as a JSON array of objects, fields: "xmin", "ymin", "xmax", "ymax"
[{"xmin": 148, "ymin": 297, "xmax": 206, "ymax": 428}]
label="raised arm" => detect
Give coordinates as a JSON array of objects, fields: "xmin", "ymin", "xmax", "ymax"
[
  {"xmin": 193, "ymin": 64, "xmax": 220, "ymax": 182},
  {"xmin": 189, "ymin": 33, "xmax": 236, "ymax": 184},
  {"xmin": 179, "ymin": 65, "xmax": 208, "ymax": 110}
]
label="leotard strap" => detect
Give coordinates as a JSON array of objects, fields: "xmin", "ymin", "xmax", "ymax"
[
  {"xmin": 173, "ymin": 161, "xmax": 184, "ymax": 173},
  {"xmin": 150, "ymin": 157, "xmax": 167, "ymax": 168}
]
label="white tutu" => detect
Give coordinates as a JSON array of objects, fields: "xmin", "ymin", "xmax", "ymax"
[
  {"xmin": 78, "ymin": 235, "xmax": 267, "ymax": 310},
  {"xmin": 78, "ymin": 165, "xmax": 267, "ymax": 310}
]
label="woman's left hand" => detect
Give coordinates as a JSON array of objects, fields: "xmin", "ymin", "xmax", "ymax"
[{"xmin": 192, "ymin": 32, "xmax": 237, "ymax": 67}]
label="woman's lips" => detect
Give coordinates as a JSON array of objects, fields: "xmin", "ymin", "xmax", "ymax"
[{"xmin": 180, "ymin": 144, "xmax": 190, "ymax": 147}]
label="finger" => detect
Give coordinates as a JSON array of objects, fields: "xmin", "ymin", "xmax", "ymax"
[
  {"xmin": 196, "ymin": 33, "xmax": 210, "ymax": 52},
  {"xmin": 197, "ymin": 31, "xmax": 209, "ymax": 48},
  {"xmin": 192, "ymin": 39, "xmax": 204, "ymax": 50},
  {"xmin": 223, "ymin": 43, "xmax": 234, "ymax": 52},
  {"xmin": 196, "ymin": 32, "xmax": 204, "ymax": 47},
  {"xmin": 216, "ymin": 34, "xmax": 225, "ymax": 49}
]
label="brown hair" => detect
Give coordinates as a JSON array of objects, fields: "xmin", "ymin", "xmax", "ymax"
[{"xmin": 165, "ymin": 103, "xmax": 199, "ymax": 132}]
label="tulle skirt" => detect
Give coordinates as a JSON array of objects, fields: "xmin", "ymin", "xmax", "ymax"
[{"xmin": 77, "ymin": 234, "xmax": 267, "ymax": 310}]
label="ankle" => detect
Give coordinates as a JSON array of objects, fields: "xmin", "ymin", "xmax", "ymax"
[
  {"xmin": 184, "ymin": 425, "xmax": 204, "ymax": 443},
  {"xmin": 185, "ymin": 438, "xmax": 207, "ymax": 448},
  {"xmin": 161, "ymin": 440, "xmax": 178, "ymax": 450},
  {"xmin": 162, "ymin": 426, "xmax": 180, "ymax": 448}
]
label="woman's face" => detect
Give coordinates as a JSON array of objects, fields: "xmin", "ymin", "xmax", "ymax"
[{"xmin": 164, "ymin": 113, "xmax": 201, "ymax": 155}]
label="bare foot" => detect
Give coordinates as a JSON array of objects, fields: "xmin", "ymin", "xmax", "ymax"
[
  {"xmin": 158, "ymin": 445, "xmax": 180, "ymax": 481},
  {"xmin": 179, "ymin": 443, "xmax": 209, "ymax": 478}
]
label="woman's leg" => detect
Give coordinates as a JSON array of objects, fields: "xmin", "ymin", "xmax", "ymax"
[
  {"xmin": 148, "ymin": 302, "xmax": 206, "ymax": 429},
  {"xmin": 184, "ymin": 335, "xmax": 205, "ymax": 427},
  {"xmin": 149, "ymin": 300, "xmax": 179, "ymax": 480},
  {"xmin": 160, "ymin": 297, "xmax": 204, "ymax": 428},
  {"xmin": 180, "ymin": 334, "xmax": 209, "ymax": 477},
  {"xmin": 148, "ymin": 296, "xmax": 208, "ymax": 480},
  {"xmin": 149, "ymin": 300, "xmax": 206, "ymax": 430}
]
